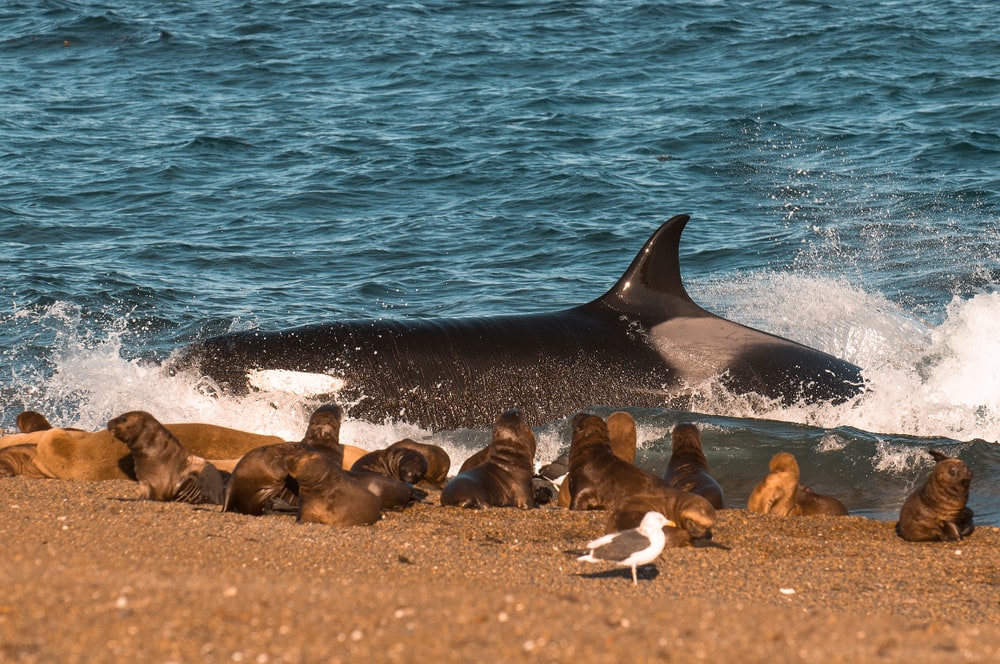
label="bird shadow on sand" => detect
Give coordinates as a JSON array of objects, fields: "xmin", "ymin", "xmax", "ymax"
[{"xmin": 575, "ymin": 565, "xmax": 660, "ymax": 582}]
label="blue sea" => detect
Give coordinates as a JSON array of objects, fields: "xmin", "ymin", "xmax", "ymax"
[{"xmin": 3, "ymin": 0, "xmax": 999, "ymax": 525}]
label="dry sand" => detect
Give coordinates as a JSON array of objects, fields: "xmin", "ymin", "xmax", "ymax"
[{"xmin": 1, "ymin": 476, "xmax": 998, "ymax": 663}]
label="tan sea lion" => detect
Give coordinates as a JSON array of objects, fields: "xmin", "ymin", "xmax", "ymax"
[
  {"xmin": 606, "ymin": 411, "xmax": 637, "ymax": 464},
  {"xmin": 896, "ymin": 450, "xmax": 974, "ymax": 542},
  {"xmin": 1, "ymin": 416, "xmax": 285, "ymax": 481},
  {"xmin": 565, "ymin": 412, "xmax": 664, "ymax": 512},
  {"xmin": 0, "ymin": 444, "xmax": 51, "ymax": 478},
  {"xmin": 288, "ymin": 448, "xmax": 382, "ymax": 527},
  {"xmin": 606, "ymin": 487, "xmax": 717, "ymax": 542},
  {"xmin": 663, "ymin": 422, "xmax": 724, "ymax": 509},
  {"xmin": 107, "ymin": 411, "xmax": 224, "ymax": 505},
  {"xmin": 747, "ymin": 452, "xmax": 803, "ymax": 516},
  {"xmin": 747, "ymin": 452, "xmax": 847, "ymax": 517},
  {"xmin": 441, "ymin": 409, "xmax": 536, "ymax": 509}
]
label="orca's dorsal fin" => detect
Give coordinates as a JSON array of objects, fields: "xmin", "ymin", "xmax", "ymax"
[{"xmin": 589, "ymin": 214, "xmax": 706, "ymax": 318}]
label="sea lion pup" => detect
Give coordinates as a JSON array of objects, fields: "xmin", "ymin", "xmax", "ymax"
[
  {"xmin": 606, "ymin": 411, "xmax": 637, "ymax": 464},
  {"xmin": 224, "ymin": 404, "xmax": 346, "ymax": 515},
  {"xmin": 747, "ymin": 452, "xmax": 847, "ymax": 517},
  {"xmin": 606, "ymin": 487, "xmax": 717, "ymax": 543},
  {"xmin": 565, "ymin": 412, "xmax": 665, "ymax": 512},
  {"xmin": 107, "ymin": 411, "xmax": 224, "ymax": 505},
  {"xmin": 557, "ymin": 411, "xmax": 638, "ymax": 508},
  {"xmin": 287, "ymin": 449, "xmax": 382, "ymax": 527},
  {"xmin": 896, "ymin": 450, "xmax": 975, "ymax": 542},
  {"xmin": 16, "ymin": 411, "xmax": 57, "ymax": 433},
  {"xmin": 350, "ymin": 444, "xmax": 429, "ymax": 485},
  {"xmin": 441, "ymin": 409, "xmax": 537, "ymax": 509},
  {"xmin": 747, "ymin": 452, "xmax": 802, "ymax": 516},
  {"xmin": 0, "ymin": 444, "xmax": 51, "ymax": 478},
  {"xmin": 795, "ymin": 483, "xmax": 849, "ymax": 516},
  {"xmin": 388, "ymin": 439, "xmax": 451, "ymax": 487},
  {"xmin": 663, "ymin": 422, "xmax": 724, "ymax": 509}
]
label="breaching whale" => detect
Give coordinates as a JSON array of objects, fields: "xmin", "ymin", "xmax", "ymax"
[{"xmin": 171, "ymin": 215, "xmax": 865, "ymax": 430}]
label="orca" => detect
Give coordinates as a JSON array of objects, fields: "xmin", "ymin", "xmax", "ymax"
[{"xmin": 171, "ymin": 215, "xmax": 865, "ymax": 430}]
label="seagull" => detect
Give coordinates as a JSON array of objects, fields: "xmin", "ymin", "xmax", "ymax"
[{"xmin": 577, "ymin": 511, "xmax": 674, "ymax": 585}]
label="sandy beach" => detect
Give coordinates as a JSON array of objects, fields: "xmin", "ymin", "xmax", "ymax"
[{"xmin": 1, "ymin": 476, "xmax": 998, "ymax": 663}]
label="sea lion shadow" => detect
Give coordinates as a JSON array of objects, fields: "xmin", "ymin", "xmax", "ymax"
[{"xmin": 575, "ymin": 565, "xmax": 660, "ymax": 582}]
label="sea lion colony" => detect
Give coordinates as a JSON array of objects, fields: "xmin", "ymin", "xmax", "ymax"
[{"xmin": 0, "ymin": 404, "xmax": 977, "ymax": 582}]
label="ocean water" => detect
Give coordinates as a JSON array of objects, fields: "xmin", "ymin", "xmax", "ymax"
[{"xmin": 3, "ymin": 0, "xmax": 999, "ymax": 524}]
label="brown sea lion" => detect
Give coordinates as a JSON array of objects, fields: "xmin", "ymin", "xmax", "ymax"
[
  {"xmin": 107, "ymin": 411, "xmax": 224, "ymax": 505},
  {"xmin": 896, "ymin": 450, "xmax": 974, "ymax": 542},
  {"xmin": 565, "ymin": 412, "xmax": 665, "ymax": 512},
  {"xmin": 0, "ymin": 444, "xmax": 51, "ymax": 478},
  {"xmin": 224, "ymin": 404, "xmax": 345, "ymax": 515},
  {"xmin": 606, "ymin": 487, "xmax": 717, "ymax": 542},
  {"xmin": 441, "ymin": 409, "xmax": 536, "ymax": 509},
  {"xmin": 557, "ymin": 411, "xmax": 638, "ymax": 508},
  {"xmin": 346, "ymin": 469, "xmax": 426, "ymax": 511},
  {"xmin": 350, "ymin": 445, "xmax": 429, "ymax": 484},
  {"xmin": 796, "ymin": 483, "xmax": 849, "ymax": 516},
  {"xmin": 747, "ymin": 452, "xmax": 802, "ymax": 516},
  {"xmin": 387, "ymin": 438, "xmax": 451, "ymax": 487},
  {"xmin": 287, "ymin": 449, "xmax": 382, "ymax": 527},
  {"xmin": 663, "ymin": 422, "xmax": 724, "ymax": 509},
  {"xmin": 16, "ymin": 411, "xmax": 58, "ymax": 433}
]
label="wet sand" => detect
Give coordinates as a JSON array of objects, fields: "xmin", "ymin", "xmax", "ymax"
[{"xmin": 1, "ymin": 477, "xmax": 998, "ymax": 663}]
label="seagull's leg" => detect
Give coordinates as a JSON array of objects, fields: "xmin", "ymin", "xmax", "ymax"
[{"xmin": 631, "ymin": 566, "xmax": 638, "ymax": 585}]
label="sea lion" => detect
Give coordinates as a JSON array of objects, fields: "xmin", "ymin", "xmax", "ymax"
[
  {"xmin": 440, "ymin": 409, "xmax": 537, "ymax": 509},
  {"xmin": 796, "ymin": 483, "xmax": 849, "ymax": 516},
  {"xmin": 747, "ymin": 452, "xmax": 803, "ymax": 516},
  {"xmin": 458, "ymin": 445, "xmax": 490, "ymax": 474},
  {"xmin": 565, "ymin": 412, "xmax": 665, "ymax": 512},
  {"xmin": 107, "ymin": 411, "xmax": 224, "ymax": 505},
  {"xmin": 350, "ymin": 445, "xmax": 429, "ymax": 484},
  {"xmin": 606, "ymin": 487, "xmax": 717, "ymax": 543},
  {"xmin": 1, "ymin": 416, "xmax": 285, "ymax": 481},
  {"xmin": 747, "ymin": 452, "xmax": 847, "ymax": 517},
  {"xmin": 0, "ymin": 444, "xmax": 51, "ymax": 478},
  {"xmin": 663, "ymin": 422, "xmax": 724, "ymax": 509},
  {"xmin": 287, "ymin": 449, "xmax": 382, "ymax": 527},
  {"xmin": 224, "ymin": 404, "xmax": 345, "ymax": 515},
  {"xmin": 606, "ymin": 411, "xmax": 637, "ymax": 464},
  {"xmin": 896, "ymin": 450, "xmax": 975, "ymax": 542},
  {"xmin": 557, "ymin": 411, "xmax": 638, "ymax": 508},
  {"xmin": 386, "ymin": 438, "xmax": 451, "ymax": 487},
  {"xmin": 16, "ymin": 411, "xmax": 58, "ymax": 433}
]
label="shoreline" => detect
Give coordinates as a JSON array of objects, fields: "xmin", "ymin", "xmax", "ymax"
[{"xmin": 1, "ymin": 477, "xmax": 998, "ymax": 662}]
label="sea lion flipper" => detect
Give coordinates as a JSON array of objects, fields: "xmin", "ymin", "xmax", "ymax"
[
  {"xmin": 927, "ymin": 449, "xmax": 951, "ymax": 463},
  {"xmin": 174, "ymin": 460, "xmax": 224, "ymax": 505}
]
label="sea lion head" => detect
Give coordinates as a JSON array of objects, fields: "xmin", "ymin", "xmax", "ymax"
[
  {"xmin": 16, "ymin": 411, "xmax": 53, "ymax": 433},
  {"xmin": 671, "ymin": 423, "xmax": 704, "ymax": 457},
  {"xmin": 302, "ymin": 404, "xmax": 344, "ymax": 449},
  {"xmin": 569, "ymin": 412, "xmax": 611, "ymax": 460},
  {"xmin": 490, "ymin": 409, "xmax": 535, "ymax": 466},
  {"xmin": 606, "ymin": 411, "xmax": 637, "ymax": 464},
  {"xmin": 676, "ymin": 493, "xmax": 717, "ymax": 540},
  {"xmin": 924, "ymin": 454, "xmax": 972, "ymax": 514},
  {"xmin": 769, "ymin": 452, "xmax": 800, "ymax": 478},
  {"xmin": 389, "ymin": 448, "xmax": 429, "ymax": 484}
]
